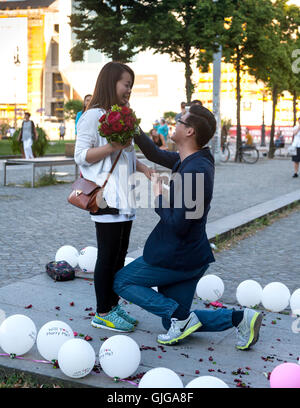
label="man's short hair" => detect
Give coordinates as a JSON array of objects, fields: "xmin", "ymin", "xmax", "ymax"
[
  {"xmin": 191, "ymin": 100, "xmax": 203, "ymax": 106},
  {"xmin": 185, "ymin": 105, "xmax": 216, "ymax": 148},
  {"xmin": 24, "ymin": 112, "xmax": 31, "ymax": 118}
]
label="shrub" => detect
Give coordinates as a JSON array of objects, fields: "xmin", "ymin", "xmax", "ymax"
[{"xmin": 10, "ymin": 126, "xmax": 49, "ymax": 157}]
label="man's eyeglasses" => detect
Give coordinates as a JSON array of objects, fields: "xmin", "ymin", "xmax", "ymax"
[{"xmin": 177, "ymin": 119, "xmax": 190, "ymax": 127}]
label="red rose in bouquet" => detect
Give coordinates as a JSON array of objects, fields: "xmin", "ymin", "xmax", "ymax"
[{"xmin": 98, "ymin": 104, "xmax": 141, "ymax": 145}]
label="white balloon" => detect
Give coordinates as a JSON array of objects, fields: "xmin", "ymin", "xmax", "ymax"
[
  {"xmin": 236, "ymin": 280, "xmax": 263, "ymax": 308},
  {"xmin": 55, "ymin": 245, "xmax": 79, "ymax": 268},
  {"xmin": 99, "ymin": 335, "xmax": 141, "ymax": 379},
  {"xmin": 0, "ymin": 314, "xmax": 36, "ymax": 355},
  {"xmin": 262, "ymin": 282, "xmax": 291, "ymax": 312},
  {"xmin": 58, "ymin": 339, "xmax": 95, "ymax": 378},
  {"xmin": 196, "ymin": 274, "xmax": 224, "ymax": 302},
  {"xmin": 139, "ymin": 367, "xmax": 184, "ymax": 388},
  {"xmin": 37, "ymin": 320, "xmax": 74, "ymax": 362},
  {"xmin": 78, "ymin": 246, "xmax": 98, "ymax": 273},
  {"xmin": 124, "ymin": 257, "xmax": 135, "ymax": 266},
  {"xmin": 290, "ymin": 289, "xmax": 300, "ymax": 314},
  {"xmin": 186, "ymin": 376, "xmax": 229, "ymax": 388}
]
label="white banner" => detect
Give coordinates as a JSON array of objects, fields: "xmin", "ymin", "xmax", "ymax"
[{"xmin": 0, "ymin": 17, "xmax": 28, "ymax": 104}]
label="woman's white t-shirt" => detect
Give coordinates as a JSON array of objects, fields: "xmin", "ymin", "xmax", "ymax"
[
  {"xmin": 293, "ymin": 125, "xmax": 300, "ymax": 148},
  {"xmin": 75, "ymin": 108, "xmax": 136, "ymax": 223}
]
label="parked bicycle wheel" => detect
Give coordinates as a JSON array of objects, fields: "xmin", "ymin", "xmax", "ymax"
[
  {"xmin": 220, "ymin": 144, "xmax": 230, "ymax": 163},
  {"xmin": 240, "ymin": 146, "xmax": 259, "ymax": 164}
]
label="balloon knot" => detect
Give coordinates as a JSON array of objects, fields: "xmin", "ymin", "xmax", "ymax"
[
  {"xmin": 113, "ymin": 377, "xmax": 120, "ymax": 383},
  {"xmin": 9, "ymin": 353, "xmax": 16, "ymax": 359}
]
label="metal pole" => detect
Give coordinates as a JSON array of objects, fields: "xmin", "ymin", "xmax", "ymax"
[
  {"xmin": 261, "ymin": 93, "xmax": 266, "ymax": 146},
  {"xmin": 212, "ymin": 45, "xmax": 222, "ymax": 164}
]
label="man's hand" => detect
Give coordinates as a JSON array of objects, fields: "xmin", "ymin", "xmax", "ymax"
[
  {"xmin": 136, "ymin": 160, "xmax": 155, "ymax": 180},
  {"xmin": 151, "ymin": 173, "xmax": 162, "ymax": 197}
]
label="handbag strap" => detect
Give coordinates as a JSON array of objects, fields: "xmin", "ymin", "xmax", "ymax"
[{"xmin": 102, "ymin": 149, "xmax": 122, "ymax": 189}]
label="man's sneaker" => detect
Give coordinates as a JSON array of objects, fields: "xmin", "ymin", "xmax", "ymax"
[
  {"xmin": 157, "ymin": 312, "xmax": 202, "ymax": 345},
  {"xmin": 91, "ymin": 309, "xmax": 134, "ymax": 332},
  {"xmin": 112, "ymin": 304, "xmax": 139, "ymax": 326},
  {"xmin": 236, "ymin": 308, "xmax": 263, "ymax": 350}
]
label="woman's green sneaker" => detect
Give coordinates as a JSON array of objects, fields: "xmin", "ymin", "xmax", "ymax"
[
  {"xmin": 91, "ymin": 309, "xmax": 134, "ymax": 332},
  {"xmin": 112, "ymin": 304, "xmax": 139, "ymax": 326}
]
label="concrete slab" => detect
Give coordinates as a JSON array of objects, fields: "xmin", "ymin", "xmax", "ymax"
[{"xmin": 0, "ymin": 274, "xmax": 299, "ymax": 389}]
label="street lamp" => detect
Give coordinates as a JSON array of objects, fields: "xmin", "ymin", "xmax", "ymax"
[
  {"xmin": 14, "ymin": 46, "xmax": 21, "ymax": 129},
  {"xmin": 212, "ymin": 0, "xmax": 222, "ymax": 164}
]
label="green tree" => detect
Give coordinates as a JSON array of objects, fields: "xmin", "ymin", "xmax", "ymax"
[
  {"xmin": 246, "ymin": 0, "xmax": 300, "ymax": 158},
  {"xmin": 69, "ymin": 0, "xmax": 141, "ymax": 62},
  {"xmin": 218, "ymin": 0, "xmax": 277, "ymax": 161},
  {"xmin": 64, "ymin": 99, "xmax": 83, "ymax": 120},
  {"xmin": 130, "ymin": 0, "xmax": 224, "ymax": 103}
]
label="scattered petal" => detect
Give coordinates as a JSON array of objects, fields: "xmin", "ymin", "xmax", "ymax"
[{"xmin": 24, "ymin": 304, "xmax": 32, "ymax": 309}]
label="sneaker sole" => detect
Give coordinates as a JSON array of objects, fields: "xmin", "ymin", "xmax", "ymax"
[
  {"xmin": 236, "ymin": 312, "xmax": 262, "ymax": 350},
  {"xmin": 157, "ymin": 322, "xmax": 202, "ymax": 346},
  {"xmin": 91, "ymin": 321, "xmax": 134, "ymax": 333}
]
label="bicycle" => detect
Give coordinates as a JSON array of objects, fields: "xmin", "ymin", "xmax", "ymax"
[
  {"xmin": 220, "ymin": 141, "xmax": 230, "ymax": 163},
  {"xmin": 238, "ymin": 143, "xmax": 259, "ymax": 164}
]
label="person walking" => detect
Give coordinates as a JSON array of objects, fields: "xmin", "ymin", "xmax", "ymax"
[
  {"xmin": 75, "ymin": 94, "xmax": 92, "ymax": 137},
  {"xmin": 114, "ymin": 104, "xmax": 262, "ymax": 350},
  {"xmin": 59, "ymin": 122, "xmax": 66, "ymax": 140},
  {"xmin": 75, "ymin": 62, "xmax": 153, "ymax": 333},
  {"xmin": 291, "ymin": 118, "xmax": 300, "ymax": 178},
  {"xmin": 18, "ymin": 112, "xmax": 37, "ymax": 159}
]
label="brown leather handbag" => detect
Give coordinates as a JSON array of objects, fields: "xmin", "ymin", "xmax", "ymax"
[{"xmin": 68, "ymin": 150, "xmax": 122, "ymax": 213}]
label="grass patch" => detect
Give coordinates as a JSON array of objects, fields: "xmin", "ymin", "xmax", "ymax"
[
  {"xmin": 212, "ymin": 201, "xmax": 300, "ymax": 253},
  {"xmin": 23, "ymin": 172, "xmax": 70, "ymax": 188},
  {"xmin": 0, "ymin": 139, "xmax": 75, "ymax": 156},
  {"xmin": 0, "ymin": 371, "xmax": 63, "ymax": 388}
]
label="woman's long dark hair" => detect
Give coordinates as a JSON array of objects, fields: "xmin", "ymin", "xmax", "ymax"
[{"xmin": 88, "ymin": 62, "xmax": 135, "ymax": 111}]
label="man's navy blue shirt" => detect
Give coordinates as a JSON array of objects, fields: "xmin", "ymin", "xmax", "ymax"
[{"xmin": 136, "ymin": 131, "xmax": 215, "ymax": 271}]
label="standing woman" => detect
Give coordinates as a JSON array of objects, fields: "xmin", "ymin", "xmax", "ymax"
[
  {"xmin": 292, "ymin": 117, "xmax": 300, "ymax": 178},
  {"xmin": 75, "ymin": 62, "xmax": 152, "ymax": 332},
  {"xmin": 75, "ymin": 94, "xmax": 92, "ymax": 137}
]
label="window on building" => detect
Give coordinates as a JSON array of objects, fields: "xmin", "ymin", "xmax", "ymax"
[
  {"xmin": 51, "ymin": 102, "xmax": 64, "ymax": 119},
  {"xmin": 51, "ymin": 40, "xmax": 59, "ymax": 66}
]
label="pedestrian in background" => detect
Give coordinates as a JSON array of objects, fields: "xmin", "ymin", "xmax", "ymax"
[
  {"xmin": 175, "ymin": 102, "xmax": 186, "ymax": 122},
  {"xmin": 18, "ymin": 112, "xmax": 37, "ymax": 159},
  {"xmin": 75, "ymin": 94, "xmax": 92, "ymax": 136},
  {"xmin": 149, "ymin": 128, "xmax": 167, "ymax": 150},
  {"xmin": 157, "ymin": 118, "xmax": 169, "ymax": 143},
  {"xmin": 59, "ymin": 121, "xmax": 66, "ymax": 140},
  {"xmin": 291, "ymin": 117, "xmax": 300, "ymax": 178}
]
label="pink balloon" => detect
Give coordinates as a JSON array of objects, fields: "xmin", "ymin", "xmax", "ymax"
[{"xmin": 270, "ymin": 363, "xmax": 300, "ymax": 388}]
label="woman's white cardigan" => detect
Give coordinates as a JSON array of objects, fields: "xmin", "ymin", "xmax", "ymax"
[{"xmin": 74, "ymin": 107, "xmax": 136, "ymax": 217}]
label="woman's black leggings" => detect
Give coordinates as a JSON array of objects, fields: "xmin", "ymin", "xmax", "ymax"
[{"xmin": 94, "ymin": 221, "xmax": 133, "ymax": 314}]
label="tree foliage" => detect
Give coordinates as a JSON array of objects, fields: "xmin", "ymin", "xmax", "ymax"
[{"xmin": 64, "ymin": 99, "xmax": 83, "ymax": 120}]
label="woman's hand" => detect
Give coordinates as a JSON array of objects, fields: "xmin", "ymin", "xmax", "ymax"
[{"xmin": 110, "ymin": 139, "xmax": 132, "ymax": 152}]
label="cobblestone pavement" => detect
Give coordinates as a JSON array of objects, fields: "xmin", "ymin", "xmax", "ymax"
[
  {"xmin": 0, "ymin": 158, "xmax": 299, "ymax": 289},
  {"xmin": 209, "ymin": 208, "xmax": 300, "ymax": 305}
]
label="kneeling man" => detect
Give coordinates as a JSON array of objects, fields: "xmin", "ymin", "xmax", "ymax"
[{"xmin": 114, "ymin": 104, "xmax": 262, "ymax": 349}]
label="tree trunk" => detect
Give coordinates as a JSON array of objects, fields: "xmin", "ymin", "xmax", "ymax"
[
  {"xmin": 235, "ymin": 50, "xmax": 242, "ymax": 162},
  {"xmin": 268, "ymin": 85, "xmax": 278, "ymax": 159},
  {"xmin": 184, "ymin": 46, "xmax": 193, "ymax": 103},
  {"xmin": 293, "ymin": 90, "xmax": 297, "ymax": 126}
]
